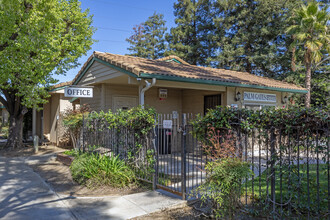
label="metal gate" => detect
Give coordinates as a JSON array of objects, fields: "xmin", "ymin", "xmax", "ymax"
[
  {"xmin": 154, "ymin": 114, "xmax": 207, "ymax": 199},
  {"xmin": 81, "ymin": 113, "xmax": 207, "ymax": 200}
]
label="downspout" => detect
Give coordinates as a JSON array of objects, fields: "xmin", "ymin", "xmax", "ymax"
[{"xmin": 139, "ymin": 78, "xmax": 156, "ymax": 109}]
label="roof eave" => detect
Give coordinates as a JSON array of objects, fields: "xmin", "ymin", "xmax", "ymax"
[
  {"xmin": 49, "ymin": 86, "xmax": 69, "ymax": 92},
  {"xmin": 140, "ymin": 73, "xmax": 308, "ymax": 94}
]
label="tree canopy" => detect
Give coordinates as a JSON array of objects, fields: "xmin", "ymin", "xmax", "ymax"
[
  {"xmin": 0, "ymin": 0, "xmax": 95, "ymax": 147},
  {"xmin": 126, "ymin": 12, "xmax": 167, "ymax": 59},
  {"xmin": 286, "ymin": 1, "xmax": 329, "ymax": 107},
  {"xmin": 127, "ymin": 0, "xmax": 329, "ymax": 107}
]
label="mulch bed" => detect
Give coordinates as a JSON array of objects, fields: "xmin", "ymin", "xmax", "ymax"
[{"xmin": 31, "ymin": 157, "xmax": 150, "ymax": 197}]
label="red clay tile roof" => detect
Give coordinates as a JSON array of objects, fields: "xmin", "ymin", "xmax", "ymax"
[
  {"xmin": 157, "ymin": 55, "xmax": 190, "ymax": 65},
  {"xmin": 73, "ymin": 51, "xmax": 306, "ymax": 92},
  {"xmin": 50, "ymin": 81, "xmax": 72, "ymax": 90}
]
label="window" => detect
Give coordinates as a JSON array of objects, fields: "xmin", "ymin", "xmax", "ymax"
[{"xmin": 204, "ymin": 94, "xmax": 221, "ymax": 114}]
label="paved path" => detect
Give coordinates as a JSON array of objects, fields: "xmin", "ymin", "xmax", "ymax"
[{"xmin": 0, "ymin": 156, "xmax": 185, "ymax": 220}]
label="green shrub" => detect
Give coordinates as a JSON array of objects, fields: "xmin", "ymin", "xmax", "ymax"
[
  {"xmin": 196, "ymin": 157, "xmax": 253, "ymax": 219},
  {"xmin": 192, "ymin": 129, "xmax": 253, "ymax": 219},
  {"xmin": 62, "ymin": 104, "xmax": 89, "ymax": 149},
  {"xmin": 70, "ymin": 152, "xmax": 136, "ymax": 188},
  {"xmin": 63, "ymin": 149, "xmax": 81, "ymax": 157},
  {"xmin": 191, "ymin": 106, "xmax": 329, "ymax": 141}
]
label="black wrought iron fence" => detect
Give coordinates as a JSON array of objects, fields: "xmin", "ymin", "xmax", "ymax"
[
  {"xmin": 80, "ymin": 112, "xmax": 329, "ymax": 218},
  {"xmin": 236, "ymin": 126, "xmax": 329, "ymax": 218},
  {"xmin": 81, "ymin": 117, "xmax": 156, "ymax": 184}
]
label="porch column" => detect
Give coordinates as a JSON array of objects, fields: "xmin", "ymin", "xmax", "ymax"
[
  {"xmin": 138, "ymin": 85, "xmax": 143, "ymax": 106},
  {"xmin": 32, "ymin": 108, "xmax": 36, "ymax": 137},
  {"xmin": 100, "ymin": 84, "xmax": 105, "ymax": 110}
]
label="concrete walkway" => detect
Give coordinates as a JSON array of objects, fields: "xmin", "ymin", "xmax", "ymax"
[{"xmin": 0, "ymin": 155, "xmax": 185, "ymax": 220}]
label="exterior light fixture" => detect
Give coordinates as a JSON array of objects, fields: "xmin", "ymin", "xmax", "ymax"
[
  {"xmin": 235, "ymin": 91, "xmax": 241, "ymax": 101},
  {"xmin": 282, "ymin": 96, "xmax": 288, "ymax": 104}
]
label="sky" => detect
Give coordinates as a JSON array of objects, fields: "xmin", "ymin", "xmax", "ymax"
[{"xmin": 54, "ymin": 0, "xmax": 177, "ymax": 83}]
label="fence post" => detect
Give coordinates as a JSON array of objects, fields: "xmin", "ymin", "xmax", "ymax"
[
  {"xmin": 82, "ymin": 113, "xmax": 85, "ymax": 152},
  {"xmin": 153, "ymin": 116, "xmax": 158, "ymax": 191},
  {"xmin": 181, "ymin": 114, "xmax": 187, "ymax": 200},
  {"xmin": 270, "ymin": 126, "xmax": 276, "ymax": 213}
]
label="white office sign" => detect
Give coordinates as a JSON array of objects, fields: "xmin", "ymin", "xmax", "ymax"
[
  {"xmin": 163, "ymin": 120, "xmax": 173, "ymax": 129},
  {"xmin": 64, "ymin": 87, "xmax": 93, "ymax": 98},
  {"xmin": 244, "ymin": 92, "xmax": 276, "ymax": 103}
]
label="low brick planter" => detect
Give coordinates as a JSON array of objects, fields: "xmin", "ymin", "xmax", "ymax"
[{"xmin": 56, "ymin": 153, "xmax": 74, "ymax": 166}]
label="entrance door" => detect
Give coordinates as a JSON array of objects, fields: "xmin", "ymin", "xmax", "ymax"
[
  {"xmin": 113, "ymin": 96, "xmax": 138, "ymax": 111},
  {"xmin": 204, "ymin": 94, "xmax": 221, "ymax": 114}
]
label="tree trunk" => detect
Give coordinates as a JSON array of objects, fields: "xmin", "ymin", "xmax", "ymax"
[
  {"xmin": 291, "ymin": 46, "xmax": 296, "ymax": 72},
  {"xmin": 6, "ymin": 115, "xmax": 24, "ymax": 148},
  {"xmin": 305, "ymin": 63, "xmax": 312, "ymax": 108},
  {"xmin": 0, "ymin": 89, "xmax": 28, "ymax": 149}
]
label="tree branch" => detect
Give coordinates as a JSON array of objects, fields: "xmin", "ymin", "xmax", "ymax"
[{"xmin": 315, "ymin": 56, "xmax": 330, "ymax": 68}]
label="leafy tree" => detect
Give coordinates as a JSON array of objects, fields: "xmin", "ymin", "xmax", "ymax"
[
  {"xmin": 126, "ymin": 24, "xmax": 146, "ymax": 58},
  {"xmin": 0, "ymin": 0, "xmax": 95, "ymax": 148},
  {"xmin": 286, "ymin": 1, "xmax": 329, "ymax": 107},
  {"xmin": 166, "ymin": 0, "xmax": 215, "ymax": 65},
  {"xmin": 126, "ymin": 12, "xmax": 167, "ymax": 59},
  {"xmin": 211, "ymin": 0, "xmax": 301, "ymax": 78}
]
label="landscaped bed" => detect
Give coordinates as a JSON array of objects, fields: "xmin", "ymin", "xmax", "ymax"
[
  {"xmin": 31, "ymin": 159, "xmax": 149, "ymax": 197},
  {"xmin": 38, "ymin": 149, "xmax": 152, "ymax": 197}
]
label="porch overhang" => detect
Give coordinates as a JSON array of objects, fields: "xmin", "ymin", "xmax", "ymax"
[{"xmin": 140, "ymin": 73, "xmax": 308, "ymax": 94}]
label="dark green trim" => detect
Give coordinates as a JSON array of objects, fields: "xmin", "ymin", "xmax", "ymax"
[
  {"xmin": 172, "ymin": 58, "xmax": 181, "ymax": 64},
  {"xmin": 49, "ymin": 85, "xmax": 69, "ymax": 92},
  {"xmin": 73, "ymin": 59, "xmax": 95, "ymax": 85},
  {"xmin": 69, "ymin": 97, "xmax": 79, "ymax": 103},
  {"xmin": 0, "ymin": 106, "xmax": 5, "ymax": 109},
  {"xmin": 140, "ymin": 73, "xmax": 308, "ymax": 94},
  {"xmin": 73, "ymin": 57, "xmax": 138, "ymax": 85}
]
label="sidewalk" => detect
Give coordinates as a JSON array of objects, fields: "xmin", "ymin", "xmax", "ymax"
[
  {"xmin": 0, "ymin": 155, "xmax": 185, "ymax": 220},
  {"xmin": 62, "ymin": 190, "xmax": 185, "ymax": 220}
]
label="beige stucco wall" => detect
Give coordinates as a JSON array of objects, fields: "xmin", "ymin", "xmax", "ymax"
[
  {"xmin": 59, "ymin": 94, "xmax": 74, "ymax": 112},
  {"xmin": 80, "ymin": 84, "xmax": 102, "ymax": 111},
  {"xmin": 79, "ymin": 82, "xmax": 288, "ymax": 116},
  {"xmin": 182, "ymin": 90, "xmax": 226, "ymax": 115},
  {"xmin": 145, "ymin": 87, "xmax": 183, "ymax": 115},
  {"xmin": 49, "ymin": 93, "xmax": 60, "ymax": 143},
  {"xmin": 42, "ymin": 93, "xmax": 74, "ymax": 144},
  {"xmin": 81, "ymin": 84, "xmax": 184, "ymax": 115}
]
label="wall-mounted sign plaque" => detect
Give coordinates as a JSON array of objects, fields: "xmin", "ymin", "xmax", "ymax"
[
  {"xmin": 64, "ymin": 87, "xmax": 93, "ymax": 98},
  {"xmin": 244, "ymin": 92, "xmax": 276, "ymax": 103}
]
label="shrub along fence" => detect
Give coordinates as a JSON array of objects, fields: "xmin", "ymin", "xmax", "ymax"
[
  {"xmin": 192, "ymin": 106, "xmax": 329, "ymax": 218},
  {"xmin": 72, "ymin": 106, "xmax": 329, "ymax": 218},
  {"xmin": 80, "ymin": 107, "xmax": 157, "ymax": 185}
]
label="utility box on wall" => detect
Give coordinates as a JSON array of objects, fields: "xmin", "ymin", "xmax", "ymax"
[{"xmin": 159, "ymin": 88, "xmax": 168, "ymax": 100}]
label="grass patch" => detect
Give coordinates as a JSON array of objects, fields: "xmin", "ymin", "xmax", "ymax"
[
  {"xmin": 245, "ymin": 163, "xmax": 328, "ymax": 216},
  {"xmin": 63, "ymin": 149, "xmax": 80, "ymax": 157},
  {"xmin": 70, "ymin": 152, "xmax": 136, "ymax": 188}
]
